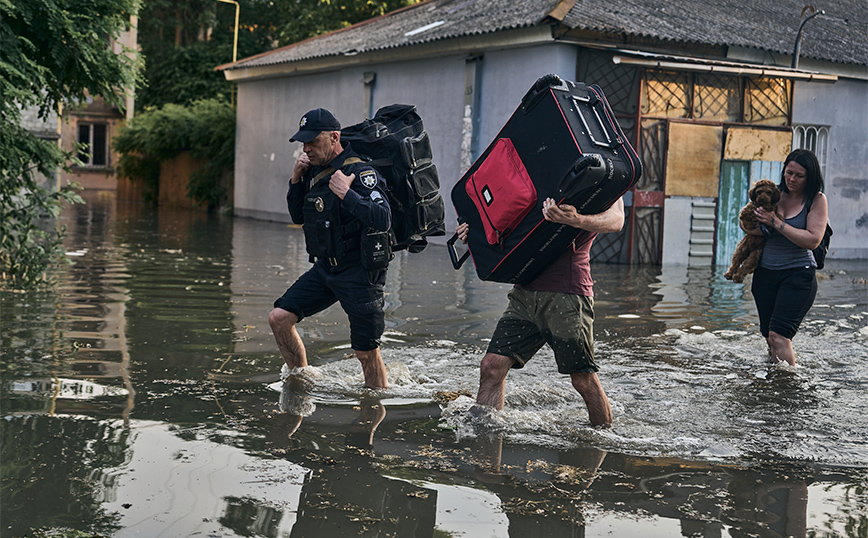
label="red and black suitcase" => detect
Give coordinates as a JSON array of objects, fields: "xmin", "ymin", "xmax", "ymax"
[{"xmin": 448, "ymin": 74, "xmax": 642, "ymax": 284}]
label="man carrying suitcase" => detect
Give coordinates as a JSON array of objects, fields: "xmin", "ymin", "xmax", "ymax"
[
  {"xmin": 456, "ymin": 196, "xmax": 625, "ymax": 426},
  {"xmin": 269, "ymin": 108, "xmax": 391, "ymax": 389}
]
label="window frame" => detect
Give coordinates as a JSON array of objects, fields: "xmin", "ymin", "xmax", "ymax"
[
  {"xmin": 792, "ymin": 124, "xmax": 829, "ymax": 178},
  {"xmin": 76, "ymin": 122, "xmax": 110, "ymax": 168}
]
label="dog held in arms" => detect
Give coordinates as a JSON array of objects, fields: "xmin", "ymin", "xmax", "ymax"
[{"xmin": 724, "ymin": 179, "xmax": 783, "ymax": 283}]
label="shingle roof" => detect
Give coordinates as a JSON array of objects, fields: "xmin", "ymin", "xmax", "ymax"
[
  {"xmin": 224, "ymin": 0, "xmax": 867, "ymax": 71},
  {"xmin": 562, "ymin": 0, "xmax": 868, "ymax": 67},
  {"xmin": 228, "ymin": 0, "xmax": 562, "ymax": 69}
]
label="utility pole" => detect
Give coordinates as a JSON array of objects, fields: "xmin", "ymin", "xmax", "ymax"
[
  {"xmin": 792, "ymin": 5, "xmax": 823, "ymax": 69},
  {"xmin": 215, "ymin": 0, "xmax": 239, "ymax": 108}
]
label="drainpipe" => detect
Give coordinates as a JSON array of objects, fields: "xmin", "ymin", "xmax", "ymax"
[{"xmin": 791, "ymin": 5, "xmax": 823, "ymax": 69}]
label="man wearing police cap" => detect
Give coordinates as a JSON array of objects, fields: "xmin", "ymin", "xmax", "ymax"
[{"xmin": 269, "ymin": 108, "xmax": 391, "ymax": 388}]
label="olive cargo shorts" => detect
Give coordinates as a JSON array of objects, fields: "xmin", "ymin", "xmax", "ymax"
[{"xmin": 487, "ymin": 287, "xmax": 597, "ymax": 374}]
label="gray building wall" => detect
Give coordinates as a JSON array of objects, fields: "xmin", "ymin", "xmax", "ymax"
[
  {"xmin": 20, "ymin": 103, "xmax": 60, "ymax": 191},
  {"xmin": 232, "ymin": 43, "xmax": 578, "ymax": 236},
  {"xmin": 793, "ymin": 77, "xmax": 868, "ymax": 259},
  {"xmin": 20, "ymin": 104, "xmax": 58, "ymax": 136},
  {"xmin": 474, "ymin": 45, "xmax": 578, "ymax": 157}
]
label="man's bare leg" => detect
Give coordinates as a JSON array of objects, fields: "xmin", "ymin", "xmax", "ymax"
[
  {"xmin": 269, "ymin": 308, "xmax": 308, "ymax": 370},
  {"xmin": 355, "ymin": 348, "xmax": 388, "ymax": 389},
  {"xmin": 476, "ymin": 353, "xmax": 515, "ymax": 410},
  {"xmin": 571, "ymin": 372, "xmax": 613, "ymax": 426}
]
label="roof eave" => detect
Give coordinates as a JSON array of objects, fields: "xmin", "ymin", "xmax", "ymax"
[{"xmin": 222, "ymin": 24, "xmax": 557, "ymax": 82}]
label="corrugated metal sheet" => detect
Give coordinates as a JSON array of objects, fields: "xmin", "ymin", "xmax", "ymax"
[
  {"xmin": 561, "ymin": 0, "xmax": 867, "ymax": 66},
  {"xmin": 227, "ymin": 0, "xmax": 561, "ymax": 70},
  {"xmin": 223, "ymin": 0, "xmax": 867, "ymax": 71}
]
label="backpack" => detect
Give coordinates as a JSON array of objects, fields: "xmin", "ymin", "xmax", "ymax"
[
  {"xmin": 813, "ymin": 224, "xmax": 833, "ymax": 270},
  {"xmin": 341, "ymin": 104, "xmax": 446, "ymax": 253},
  {"xmin": 806, "ymin": 194, "xmax": 833, "ymax": 270}
]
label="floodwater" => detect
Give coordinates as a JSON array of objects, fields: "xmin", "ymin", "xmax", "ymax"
[{"xmin": 2, "ymin": 191, "xmax": 867, "ymax": 538}]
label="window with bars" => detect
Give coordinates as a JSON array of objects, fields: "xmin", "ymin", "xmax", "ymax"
[
  {"xmin": 744, "ymin": 78, "xmax": 790, "ymax": 126},
  {"xmin": 641, "ymin": 71, "xmax": 791, "ymax": 125},
  {"xmin": 792, "ymin": 125, "xmax": 829, "ymax": 177},
  {"xmin": 77, "ymin": 123, "xmax": 109, "ymax": 167}
]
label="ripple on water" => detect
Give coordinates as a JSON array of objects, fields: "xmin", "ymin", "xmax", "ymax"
[{"xmin": 300, "ymin": 313, "xmax": 868, "ymax": 467}]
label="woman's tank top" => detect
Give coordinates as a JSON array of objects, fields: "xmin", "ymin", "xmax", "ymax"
[{"xmin": 759, "ymin": 201, "xmax": 816, "ymax": 270}]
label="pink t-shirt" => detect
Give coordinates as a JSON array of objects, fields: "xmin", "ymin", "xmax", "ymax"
[{"xmin": 518, "ymin": 231, "xmax": 596, "ymax": 296}]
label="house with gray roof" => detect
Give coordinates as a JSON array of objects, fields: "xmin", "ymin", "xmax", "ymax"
[{"xmin": 219, "ymin": 0, "xmax": 867, "ymax": 264}]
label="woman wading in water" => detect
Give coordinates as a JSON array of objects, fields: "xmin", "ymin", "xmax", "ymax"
[{"xmin": 742, "ymin": 149, "xmax": 829, "ymax": 365}]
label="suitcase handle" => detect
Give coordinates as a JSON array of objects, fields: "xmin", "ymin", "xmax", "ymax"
[
  {"xmin": 571, "ymin": 95, "xmax": 623, "ymax": 150},
  {"xmin": 447, "ymin": 232, "xmax": 471, "ymax": 269},
  {"xmin": 521, "ymin": 74, "xmax": 569, "ymax": 113},
  {"xmin": 559, "ymin": 154, "xmax": 607, "ymax": 199},
  {"xmin": 558, "ymin": 153, "xmax": 611, "ymax": 202}
]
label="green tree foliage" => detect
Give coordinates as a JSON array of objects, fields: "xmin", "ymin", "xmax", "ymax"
[
  {"xmin": 272, "ymin": 0, "xmax": 419, "ymax": 46},
  {"xmin": 119, "ymin": 1, "xmax": 267, "ymax": 211},
  {"xmin": 134, "ymin": 0, "xmax": 420, "ymax": 110},
  {"xmin": 136, "ymin": 0, "xmax": 277, "ymax": 110},
  {"xmin": 114, "ymin": 99, "xmax": 235, "ymax": 210},
  {"xmin": 0, "ymin": 0, "xmax": 139, "ymax": 289}
]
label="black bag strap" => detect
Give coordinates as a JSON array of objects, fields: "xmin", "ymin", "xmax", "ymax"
[{"xmin": 805, "ymin": 191, "xmax": 831, "ymax": 232}]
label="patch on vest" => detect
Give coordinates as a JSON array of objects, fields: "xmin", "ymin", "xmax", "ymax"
[{"xmin": 359, "ymin": 170, "xmax": 378, "ymax": 189}]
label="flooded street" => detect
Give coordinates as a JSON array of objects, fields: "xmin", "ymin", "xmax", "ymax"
[{"xmin": 2, "ymin": 191, "xmax": 867, "ymax": 538}]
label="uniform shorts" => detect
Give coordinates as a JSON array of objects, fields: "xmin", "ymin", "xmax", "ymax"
[
  {"xmin": 487, "ymin": 287, "xmax": 597, "ymax": 374},
  {"xmin": 274, "ymin": 261, "xmax": 386, "ymax": 351},
  {"xmin": 751, "ymin": 265, "xmax": 817, "ymax": 340}
]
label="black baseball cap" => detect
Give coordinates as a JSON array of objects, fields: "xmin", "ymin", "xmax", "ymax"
[{"xmin": 289, "ymin": 108, "xmax": 341, "ymax": 143}]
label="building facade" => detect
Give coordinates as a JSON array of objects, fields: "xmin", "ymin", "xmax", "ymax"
[
  {"xmin": 221, "ymin": 0, "xmax": 867, "ymax": 262},
  {"xmin": 59, "ymin": 17, "xmax": 138, "ymax": 194}
]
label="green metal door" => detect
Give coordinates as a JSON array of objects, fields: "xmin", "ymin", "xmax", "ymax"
[{"xmin": 716, "ymin": 160, "xmax": 750, "ymax": 266}]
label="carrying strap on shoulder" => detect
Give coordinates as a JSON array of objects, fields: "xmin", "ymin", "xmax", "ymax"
[{"xmin": 310, "ymin": 157, "xmax": 365, "ymax": 187}]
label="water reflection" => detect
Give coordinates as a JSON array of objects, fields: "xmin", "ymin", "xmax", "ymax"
[
  {"xmin": 652, "ymin": 264, "xmax": 756, "ymax": 330},
  {"xmin": 0, "ymin": 415, "xmax": 129, "ymax": 535},
  {"xmin": 272, "ymin": 390, "xmax": 440, "ymax": 538},
  {"xmin": 1, "ymin": 192, "xmax": 865, "ymax": 538}
]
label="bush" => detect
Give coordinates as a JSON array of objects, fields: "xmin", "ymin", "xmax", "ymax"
[
  {"xmin": 1, "ymin": 0, "xmax": 136, "ymax": 289},
  {"xmin": 114, "ymin": 99, "xmax": 235, "ymax": 210}
]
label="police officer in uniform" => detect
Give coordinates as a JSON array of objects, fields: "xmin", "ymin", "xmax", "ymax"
[{"xmin": 269, "ymin": 108, "xmax": 391, "ymax": 388}]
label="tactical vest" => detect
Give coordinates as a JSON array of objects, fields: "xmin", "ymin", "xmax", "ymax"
[{"xmin": 301, "ymin": 158, "xmax": 365, "ymax": 267}]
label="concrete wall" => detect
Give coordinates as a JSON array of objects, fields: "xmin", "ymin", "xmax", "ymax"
[
  {"xmin": 20, "ymin": 103, "xmax": 58, "ymax": 137},
  {"xmin": 661, "ymin": 197, "xmax": 693, "ymax": 265},
  {"xmin": 20, "ymin": 104, "xmax": 60, "ymax": 191},
  {"xmin": 793, "ymin": 77, "xmax": 868, "ymax": 259},
  {"xmin": 474, "ymin": 45, "xmax": 579, "ymax": 156},
  {"xmin": 232, "ymin": 43, "xmax": 578, "ymax": 236}
]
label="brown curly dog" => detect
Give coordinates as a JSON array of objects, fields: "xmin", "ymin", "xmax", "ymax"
[{"xmin": 724, "ymin": 179, "xmax": 782, "ymax": 283}]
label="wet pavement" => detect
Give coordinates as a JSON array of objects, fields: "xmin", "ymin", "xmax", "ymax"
[{"xmin": 1, "ymin": 191, "xmax": 867, "ymax": 538}]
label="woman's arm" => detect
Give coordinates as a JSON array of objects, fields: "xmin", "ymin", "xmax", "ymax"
[{"xmin": 755, "ymin": 193, "xmax": 828, "ymax": 249}]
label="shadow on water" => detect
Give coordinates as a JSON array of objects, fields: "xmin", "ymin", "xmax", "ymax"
[{"xmin": 1, "ymin": 191, "xmax": 866, "ymax": 537}]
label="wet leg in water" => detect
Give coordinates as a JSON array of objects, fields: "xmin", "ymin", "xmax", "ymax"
[{"xmin": 767, "ymin": 331, "xmax": 796, "ymax": 366}]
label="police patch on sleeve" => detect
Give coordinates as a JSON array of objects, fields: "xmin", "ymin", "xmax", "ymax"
[{"xmin": 359, "ymin": 170, "xmax": 378, "ymax": 189}]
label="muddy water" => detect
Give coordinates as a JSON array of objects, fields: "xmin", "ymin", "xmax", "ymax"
[{"xmin": 1, "ymin": 192, "xmax": 866, "ymax": 538}]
